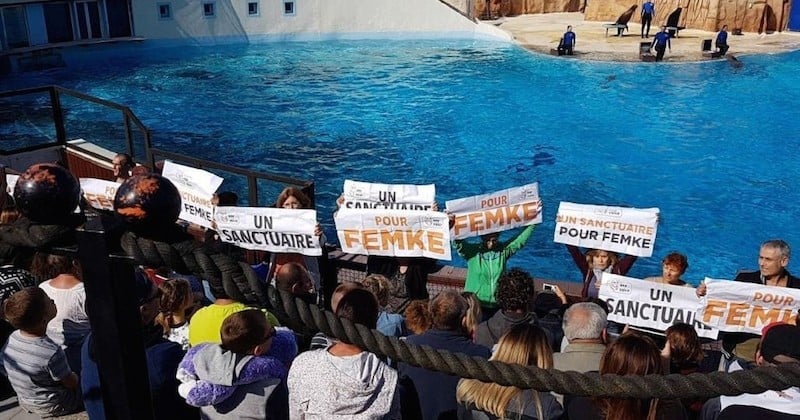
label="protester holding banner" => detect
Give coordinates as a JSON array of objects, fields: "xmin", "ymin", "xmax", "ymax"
[
  {"xmin": 567, "ymin": 245, "xmax": 637, "ymax": 299},
  {"xmin": 644, "ymin": 252, "xmax": 690, "ymax": 286},
  {"xmin": 453, "ymin": 224, "xmax": 537, "ymax": 313},
  {"xmin": 268, "ymin": 187, "xmax": 324, "ymax": 299},
  {"xmin": 111, "ymin": 153, "xmax": 134, "ymax": 183},
  {"xmin": 735, "ymin": 240, "xmax": 800, "ymax": 289},
  {"xmin": 696, "ymin": 239, "xmax": 799, "ymax": 360}
]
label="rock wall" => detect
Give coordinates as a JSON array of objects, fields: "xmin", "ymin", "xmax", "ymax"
[
  {"xmin": 472, "ymin": 0, "xmax": 583, "ymax": 18},
  {"xmin": 584, "ymin": 0, "xmax": 791, "ymax": 32}
]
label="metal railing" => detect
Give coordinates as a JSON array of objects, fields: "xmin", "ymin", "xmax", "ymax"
[{"xmin": 0, "ymin": 85, "xmax": 313, "ymax": 206}]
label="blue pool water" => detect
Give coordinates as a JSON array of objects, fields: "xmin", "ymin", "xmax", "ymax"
[{"xmin": 2, "ymin": 40, "xmax": 799, "ymax": 285}]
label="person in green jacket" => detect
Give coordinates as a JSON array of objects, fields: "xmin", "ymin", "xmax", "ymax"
[{"xmin": 451, "ymin": 208, "xmax": 539, "ymax": 314}]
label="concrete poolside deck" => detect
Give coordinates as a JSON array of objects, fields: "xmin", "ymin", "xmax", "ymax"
[{"xmin": 495, "ymin": 12, "xmax": 800, "ymax": 62}]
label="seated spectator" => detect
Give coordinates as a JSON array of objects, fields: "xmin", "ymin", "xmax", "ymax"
[
  {"xmin": 533, "ymin": 287, "xmax": 567, "ymax": 351},
  {"xmin": 1, "ymin": 287, "xmax": 81, "ymax": 417},
  {"xmin": 461, "ymin": 291, "xmax": 482, "ymax": 341},
  {"xmin": 553, "ymin": 302, "xmax": 607, "ymax": 373},
  {"xmin": 644, "ymin": 252, "xmax": 690, "ymax": 286},
  {"xmin": 0, "ymin": 264, "xmax": 36, "ymax": 399},
  {"xmin": 457, "ymin": 323, "xmax": 563, "ymax": 419},
  {"xmin": 275, "ymin": 262, "xmax": 317, "ymax": 304},
  {"xmin": 663, "ymin": 323, "xmax": 704, "ymax": 374},
  {"xmin": 308, "ymin": 282, "xmax": 361, "ymax": 350},
  {"xmin": 112, "ymin": 153, "xmax": 135, "ymax": 183},
  {"xmin": 33, "ymin": 253, "xmax": 90, "ymax": 372},
  {"xmin": 404, "ymin": 299, "xmax": 432, "ymax": 336},
  {"xmin": 288, "ymin": 288, "xmax": 400, "ymax": 419},
  {"xmin": 189, "ymin": 288, "xmax": 279, "ymax": 347},
  {"xmin": 663, "ymin": 323, "xmax": 706, "ymax": 417},
  {"xmin": 363, "ymin": 274, "xmax": 405, "ymax": 337},
  {"xmin": 703, "ymin": 323, "xmax": 800, "ymax": 420},
  {"xmin": 81, "ymin": 271, "xmax": 197, "ymax": 420},
  {"xmin": 565, "ymin": 333, "xmax": 687, "ymax": 420},
  {"xmin": 177, "ymin": 309, "xmax": 296, "ymax": 419},
  {"xmin": 155, "ymin": 278, "xmax": 194, "ymax": 350},
  {"xmin": 400, "ymin": 291, "xmax": 490, "ymax": 420},
  {"xmin": 475, "ymin": 268, "xmax": 543, "ymax": 350}
]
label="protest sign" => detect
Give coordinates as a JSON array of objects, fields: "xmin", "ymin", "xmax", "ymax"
[
  {"xmin": 162, "ymin": 161, "xmax": 224, "ymax": 229},
  {"xmin": 334, "ymin": 209, "xmax": 451, "ymax": 260},
  {"xmin": 341, "ymin": 180, "xmax": 435, "ymax": 210},
  {"xmin": 600, "ymin": 273, "xmax": 718, "ymax": 339},
  {"xmin": 554, "ymin": 202, "xmax": 659, "ymax": 257},
  {"xmin": 80, "ymin": 178, "xmax": 120, "ymax": 211},
  {"xmin": 446, "ymin": 183, "xmax": 542, "ymax": 240},
  {"xmin": 5, "ymin": 174, "xmax": 18, "ymax": 195},
  {"xmin": 214, "ymin": 207, "xmax": 321, "ymax": 256},
  {"xmin": 698, "ymin": 278, "xmax": 800, "ymax": 334}
]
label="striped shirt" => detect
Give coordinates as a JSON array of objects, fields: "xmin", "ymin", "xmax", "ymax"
[{"xmin": 0, "ymin": 331, "xmax": 79, "ymax": 415}]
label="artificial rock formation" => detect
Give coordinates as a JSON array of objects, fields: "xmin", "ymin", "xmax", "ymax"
[{"xmin": 584, "ymin": 0, "xmax": 790, "ymax": 33}]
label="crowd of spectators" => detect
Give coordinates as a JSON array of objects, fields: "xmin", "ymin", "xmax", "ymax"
[{"xmin": 0, "ymin": 162, "xmax": 798, "ymax": 420}]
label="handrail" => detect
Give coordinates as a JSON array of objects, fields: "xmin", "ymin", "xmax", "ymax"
[{"xmin": 0, "ymin": 85, "xmax": 314, "ymax": 207}]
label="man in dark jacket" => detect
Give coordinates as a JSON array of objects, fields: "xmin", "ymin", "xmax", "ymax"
[{"xmin": 399, "ymin": 291, "xmax": 490, "ymax": 420}]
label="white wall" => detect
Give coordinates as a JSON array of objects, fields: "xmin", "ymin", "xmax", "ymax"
[{"xmin": 131, "ymin": 0, "xmax": 511, "ymax": 43}]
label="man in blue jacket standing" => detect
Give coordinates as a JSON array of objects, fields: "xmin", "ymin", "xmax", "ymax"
[
  {"xmin": 652, "ymin": 26, "xmax": 671, "ymax": 61},
  {"xmin": 641, "ymin": 0, "xmax": 655, "ymax": 38}
]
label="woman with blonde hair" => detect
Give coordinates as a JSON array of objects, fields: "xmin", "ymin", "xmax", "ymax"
[
  {"xmin": 456, "ymin": 324, "xmax": 562, "ymax": 420},
  {"xmin": 461, "ymin": 291, "xmax": 482, "ymax": 341}
]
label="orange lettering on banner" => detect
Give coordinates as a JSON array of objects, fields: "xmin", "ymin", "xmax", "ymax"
[
  {"xmin": 343, "ymin": 229, "xmax": 445, "ymax": 256},
  {"xmin": 702, "ymin": 300, "xmax": 727, "ymax": 324},
  {"xmin": 453, "ymin": 203, "xmax": 539, "ymax": 236},
  {"xmin": 726, "ymin": 303, "xmax": 749, "ymax": 327},
  {"xmin": 753, "ymin": 292, "xmax": 794, "ymax": 306},
  {"xmin": 480, "ymin": 196, "xmax": 507, "ymax": 208},
  {"xmin": 749, "ymin": 306, "xmax": 782, "ymax": 328}
]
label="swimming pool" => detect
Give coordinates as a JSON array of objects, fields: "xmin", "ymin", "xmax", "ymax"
[{"xmin": 2, "ymin": 40, "xmax": 799, "ymax": 284}]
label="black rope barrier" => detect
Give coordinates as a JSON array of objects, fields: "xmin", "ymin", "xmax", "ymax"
[{"xmin": 3, "ymin": 218, "xmax": 800, "ymax": 399}]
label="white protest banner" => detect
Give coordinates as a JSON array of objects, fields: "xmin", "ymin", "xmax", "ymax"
[
  {"xmin": 5, "ymin": 174, "xmax": 18, "ymax": 196},
  {"xmin": 599, "ymin": 274, "xmax": 718, "ymax": 339},
  {"xmin": 342, "ymin": 179, "xmax": 435, "ymax": 210},
  {"xmin": 214, "ymin": 207, "xmax": 321, "ymax": 256},
  {"xmin": 553, "ymin": 202, "xmax": 659, "ymax": 257},
  {"xmin": 162, "ymin": 161, "xmax": 224, "ymax": 229},
  {"xmin": 334, "ymin": 209, "xmax": 451, "ymax": 260},
  {"xmin": 446, "ymin": 183, "xmax": 542, "ymax": 240},
  {"xmin": 697, "ymin": 278, "xmax": 800, "ymax": 335},
  {"xmin": 80, "ymin": 178, "xmax": 120, "ymax": 211}
]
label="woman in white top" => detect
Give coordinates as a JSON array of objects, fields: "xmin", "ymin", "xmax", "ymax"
[{"xmin": 33, "ymin": 253, "xmax": 90, "ymax": 371}]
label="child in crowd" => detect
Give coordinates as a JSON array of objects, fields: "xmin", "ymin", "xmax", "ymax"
[
  {"xmin": 177, "ymin": 309, "xmax": 297, "ymax": 419},
  {"xmin": 363, "ymin": 274, "xmax": 405, "ymax": 337},
  {"xmin": 156, "ymin": 278, "xmax": 194, "ymax": 350},
  {"xmin": 403, "ymin": 300, "xmax": 432, "ymax": 336},
  {"xmin": 461, "ymin": 292, "xmax": 482, "ymax": 340},
  {"xmin": 0, "ymin": 287, "xmax": 82, "ymax": 417}
]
